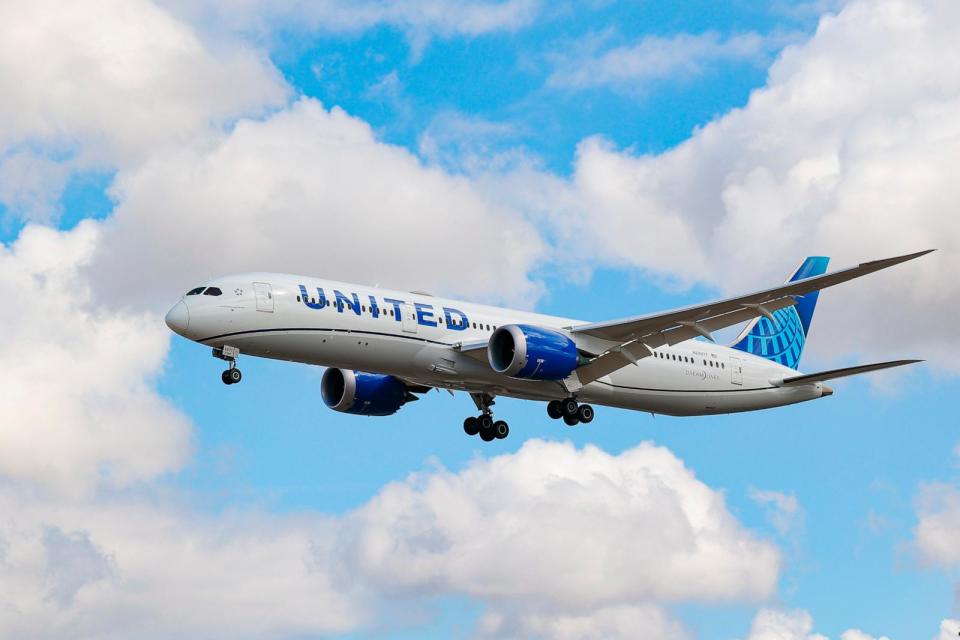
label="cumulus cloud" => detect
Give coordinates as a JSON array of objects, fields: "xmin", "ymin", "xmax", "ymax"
[
  {"xmin": 501, "ymin": 0, "xmax": 960, "ymax": 370},
  {"xmin": 745, "ymin": 608, "xmax": 899, "ymax": 640},
  {"xmin": 0, "ymin": 224, "xmax": 192, "ymax": 495},
  {"xmin": 0, "ymin": 489, "xmax": 360, "ymax": 640},
  {"xmin": 0, "ymin": 440, "xmax": 779, "ymax": 638},
  {"xmin": 476, "ymin": 603, "xmax": 689, "ymax": 640},
  {"xmin": 90, "ymin": 98, "xmax": 546, "ymax": 307},
  {"xmin": 0, "ymin": 0, "xmax": 287, "ymax": 221},
  {"xmin": 335, "ymin": 440, "xmax": 780, "ymax": 608}
]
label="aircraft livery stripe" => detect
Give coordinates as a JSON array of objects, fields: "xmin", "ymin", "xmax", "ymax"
[{"xmin": 197, "ymin": 327, "xmax": 453, "ymax": 346}]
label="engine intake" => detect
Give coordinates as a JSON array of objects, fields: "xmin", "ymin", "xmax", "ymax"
[
  {"xmin": 488, "ymin": 324, "xmax": 578, "ymax": 381},
  {"xmin": 321, "ymin": 368, "xmax": 410, "ymax": 416}
]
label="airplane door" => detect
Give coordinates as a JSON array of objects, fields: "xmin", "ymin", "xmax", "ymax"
[
  {"xmin": 253, "ymin": 282, "xmax": 274, "ymax": 312},
  {"xmin": 730, "ymin": 356, "xmax": 743, "ymax": 385},
  {"xmin": 401, "ymin": 303, "xmax": 418, "ymax": 334}
]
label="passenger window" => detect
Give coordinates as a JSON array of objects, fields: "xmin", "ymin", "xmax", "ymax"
[
  {"xmin": 296, "ymin": 295, "xmax": 301, "ymax": 302},
  {"xmin": 186, "ymin": 287, "xmax": 205, "ymax": 296},
  {"xmin": 203, "ymin": 287, "xmax": 222, "ymax": 296}
]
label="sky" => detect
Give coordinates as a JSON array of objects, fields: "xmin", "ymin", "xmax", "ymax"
[{"xmin": 1, "ymin": 0, "xmax": 959, "ymax": 638}]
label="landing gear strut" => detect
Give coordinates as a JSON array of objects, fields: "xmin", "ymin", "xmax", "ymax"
[
  {"xmin": 547, "ymin": 398, "xmax": 594, "ymax": 426},
  {"xmin": 214, "ymin": 345, "xmax": 242, "ymax": 385},
  {"xmin": 464, "ymin": 393, "xmax": 509, "ymax": 441}
]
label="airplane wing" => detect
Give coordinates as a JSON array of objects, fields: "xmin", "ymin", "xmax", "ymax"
[
  {"xmin": 776, "ymin": 359, "xmax": 922, "ymax": 386},
  {"xmin": 569, "ymin": 250, "xmax": 933, "ymax": 386}
]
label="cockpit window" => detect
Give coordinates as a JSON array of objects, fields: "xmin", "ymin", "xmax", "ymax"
[
  {"xmin": 203, "ymin": 287, "xmax": 223, "ymax": 296},
  {"xmin": 186, "ymin": 287, "xmax": 205, "ymax": 296}
]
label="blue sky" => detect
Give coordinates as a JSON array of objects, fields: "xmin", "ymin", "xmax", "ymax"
[{"xmin": 1, "ymin": 1, "xmax": 958, "ymax": 639}]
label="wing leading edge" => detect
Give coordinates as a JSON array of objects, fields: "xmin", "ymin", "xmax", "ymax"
[{"xmin": 568, "ymin": 250, "xmax": 933, "ymax": 387}]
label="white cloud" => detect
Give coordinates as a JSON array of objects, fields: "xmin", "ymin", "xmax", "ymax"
[
  {"xmin": 89, "ymin": 98, "xmax": 546, "ymax": 307},
  {"xmin": 841, "ymin": 630, "xmax": 891, "ymax": 640},
  {"xmin": 548, "ymin": 31, "xmax": 791, "ymax": 94},
  {"xmin": 0, "ymin": 0, "xmax": 287, "ymax": 220},
  {"xmin": 914, "ymin": 482, "xmax": 960, "ymax": 567},
  {"xmin": 504, "ymin": 0, "xmax": 960, "ymax": 370},
  {"xmin": 746, "ymin": 609, "xmax": 828, "ymax": 640},
  {"xmin": 0, "ymin": 489, "xmax": 360, "ymax": 640},
  {"xmin": 0, "ymin": 150, "xmax": 72, "ymax": 223},
  {"xmin": 745, "ymin": 608, "xmax": 898, "ymax": 640},
  {"xmin": 0, "ymin": 223, "xmax": 192, "ymax": 495},
  {"xmin": 335, "ymin": 440, "xmax": 780, "ymax": 607},
  {"xmin": 750, "ymin": 488, "xmax": 804, "ymax": 536},
  {"xmin": 0, "ymin": 439, "xmax": 780, "ymax": 638},
  {"xmin": 477, "ymin": 603, "xmax": 690, "ymax": 640}
]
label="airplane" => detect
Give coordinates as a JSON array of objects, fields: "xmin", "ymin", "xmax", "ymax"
[{"xmin": 164, "ymin": 250, "xmax": 931, "ymax": 441}]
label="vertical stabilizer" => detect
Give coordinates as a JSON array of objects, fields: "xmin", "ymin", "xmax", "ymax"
[{"xmin": 730, "ymin": 256, "xmax": 830, "ymax": 369}]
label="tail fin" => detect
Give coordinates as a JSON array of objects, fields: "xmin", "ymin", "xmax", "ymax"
[{"xmin": 731, "ymin": 256, "xmax": 830, "ymax": 369}]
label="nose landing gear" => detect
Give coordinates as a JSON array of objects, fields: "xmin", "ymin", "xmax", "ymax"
[
  {"xmin": 464, "ymin": 393, "xmax": 509, "ymax": 441},
  {"xmin": 213, "ymin": 345, "xmax": 242, "ymax": 385},
  {"xmin": 547, "ymin": 398, "xmax": 594, "ymax": 426}
]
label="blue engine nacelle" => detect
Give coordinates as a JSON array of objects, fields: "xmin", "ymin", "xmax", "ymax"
[
  {"xmin": 488, "ymin": 324, "xmax": 579, "ymax": 381},
  {"xmin": 321, "ymin": 368, "xmax": 410, "ymax": 416}
]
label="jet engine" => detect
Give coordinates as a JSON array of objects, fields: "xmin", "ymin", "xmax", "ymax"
[
  {"xmin": 488, "ymin": 324, "xmax": 579, "ymax": 381},
  {"xmin": 321, "ymin": 368, "xmax": 412, "ymax": 416}
]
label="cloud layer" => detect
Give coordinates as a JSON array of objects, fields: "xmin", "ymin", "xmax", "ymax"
[{"xmin": 0, "ymin": 439, "xmax": 779, "ymax": 639}]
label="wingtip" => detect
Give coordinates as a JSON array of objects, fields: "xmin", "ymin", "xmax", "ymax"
[
  {"xmin": 893, "ymin": 248, "xmax": 936, "ymax": 261},
  {"xmin": 863, "ymin": 248, "xmax": 936, "ymax": 268}
]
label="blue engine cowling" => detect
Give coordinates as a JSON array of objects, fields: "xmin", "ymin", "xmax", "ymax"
[
  {"xmin": 321, "ymin": 368, "xmax": 409, "ymax": 416},
  {"xmin": 488, "ymin": 324, "xmax": 579, "ymax": 380}
]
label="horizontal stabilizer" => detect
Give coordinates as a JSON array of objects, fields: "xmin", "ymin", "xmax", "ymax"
[{"xmin": 778, "ymin": 359, "xmax": 923, "ymax": 386}]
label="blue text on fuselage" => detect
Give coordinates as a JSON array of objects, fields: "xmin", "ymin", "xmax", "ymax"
[{"xmin": 299, "ymin": 285, "xmax": 468, "ymax": 330}]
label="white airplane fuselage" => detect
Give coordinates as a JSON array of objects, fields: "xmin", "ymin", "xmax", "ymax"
[{"xmin": 165, "ymin": 272, "xmax": 827, "ymax": 417}]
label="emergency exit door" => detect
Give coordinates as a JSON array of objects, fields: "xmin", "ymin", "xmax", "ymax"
[{"xmin": 253, "ymin": 282, "xmax": 274, "ymax": 312}]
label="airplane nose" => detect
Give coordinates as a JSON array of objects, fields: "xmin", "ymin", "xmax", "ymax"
[{"xmin": 165, "ymin": 301, "xmax": 190, "ymax": 336}]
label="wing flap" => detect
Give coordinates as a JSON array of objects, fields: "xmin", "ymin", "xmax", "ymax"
[
  {"xmin": 778, "ymin": 359, "xmax": 922, "ymax": 386},
  {"xmin": 574, "ymin": 296, "xmax": 799, "ymax": 385}
]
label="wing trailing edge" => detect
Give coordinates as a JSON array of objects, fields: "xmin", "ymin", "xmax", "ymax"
[{"xmin": 777, "ymin": 359, "xmax": 923, "ymax": 386}]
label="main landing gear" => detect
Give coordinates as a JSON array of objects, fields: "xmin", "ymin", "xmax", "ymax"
[
  {"xmin": 464, "ymin": 392, "xmax": 509, "ymax": 442},
  {"xmin": 547, "ymin": 398, "xmax": 594, "ymax": 426},
  {"xmin": 214, "ymin": 345, "xmax": 242, "ymax": 385}
]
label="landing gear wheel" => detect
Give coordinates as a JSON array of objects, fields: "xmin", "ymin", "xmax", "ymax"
[
  {"xmin": 493, "ymin": 420, "xmax": 509, "ymax": 439},
  {"xmin": 226, "ymin": 368, "xmax": 242, "ymax": 384},
  {"xmin": 479, "ymin": 425, "xmax": 496, "ymax": 442},
  {"xmin": 547, "ymin": 400, "xmax": 563, "ymax": 420},
  {"xmin": 561, "ymin": 397, "xmax": 579, "ymax": 418},
  {"xmin": 576, "ymin": 404, "xmax": 595, "ymax": 424},
  {"xmin": 464, "ymin": 416, "xmax": 480, "ymax": 436},
  {"xmin": 221, "ymin": 370, "xmax": 232, "ymax": 385},
  {"xmin": 563, "ymin": 413, "xmax": 580, "ymax": 426},
  {"xmin": 479, "ymin": 414, "xmax": 494, "ymax": 431}
]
